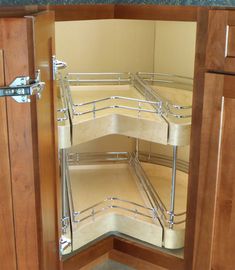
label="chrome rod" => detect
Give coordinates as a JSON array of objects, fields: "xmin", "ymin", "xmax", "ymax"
[
  {"xmin": 69, "ymin": 79, "xmax": 131, "ymax": 83},
  {"xmin": 136, "ymin": 139, "xmax": 139, "ymax": 159},
  {"xmin": 68, "ymin": 72, "xmax": 131, "ymax": 76},
  {"xmin": 73, "ymin": 105, "xmax": 160, "ymax": 116},
  {"xmin": 61, "ymin": 149, "xmax": 68, "ymax": 222},
  {"xmin": 169, "ymin": 146, "xmax": 178, "ymax": 229},
  {"xmin": 137, "ymin": 71, "xmax": 193, "ymax": 81},
  {"xmin": 73, "ymin": 95, "xmax": 161, "ymax": 107}
]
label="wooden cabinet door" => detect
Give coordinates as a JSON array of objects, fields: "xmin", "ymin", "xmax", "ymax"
[
  {"xmin": 0, "ymin": 50, "xmax": 17, "ymax": 270},
  {"xmin": 206, "ymin": 10, "xmax": 235, "ymax": 73},
  {"xmin": 0, "ymin": 11, "xmax": 60, "ymax": 270},
  {"xmin": 211, "ymin": 75, "xmax": 235, "ymax": 270},
  {"xmin": 192, "ymin": 73, "xmax": 235, "ymax": 270}
]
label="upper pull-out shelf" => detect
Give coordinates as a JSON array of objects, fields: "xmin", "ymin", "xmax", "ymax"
[{"xmin": 57, "ymin": 72, "xmax": 192, "ymax": 149}]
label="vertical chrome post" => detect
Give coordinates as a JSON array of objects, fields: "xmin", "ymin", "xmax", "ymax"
[
  {"xmin": 138, "ymin": 101, "xmax": 141, "ymax": 118},
  {"xmin": 61, "ymin": 148, "xmax": 69, "ymax": 232},
  {"xmin": 93, "ymin": 102, "xmax": 96, "ymax": 119},
  {"xmin": 136, "ymin": 138, "xmax": 139, "ymax": 159},
  {"xmin": 169, "ymin": 145, "xmax": 178, "ymax": 229},
  {"xmin": 60, "ymin": 148, "xmax": 73, "ymax": 255}
]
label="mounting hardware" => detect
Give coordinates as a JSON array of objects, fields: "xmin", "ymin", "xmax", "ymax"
[
  {"xmin": 60, "ymin": 236, "xmax": 71, "ymax": 254},
  {"xmin": 0, "ymin": 70, "xmax": 45, "ymax": 103},
  {"xmin": 52, "ymin": 56, "xmax": 67, "ymax": 80}
]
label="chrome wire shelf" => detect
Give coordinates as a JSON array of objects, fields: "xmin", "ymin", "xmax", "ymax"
[
  {"xmin": 67, "ymin": 72, "xmax": 132, "ymax": 85},
  {"xmin": 66, "ymin": 151, "xmax": 186, "ymax": 229},
  {"xmin": 65, "ymin": 72, "xmax": 164, "ymax": 120},
  {"xmin": 57, "ymin": 72, "xmax": 193, "ymax": 123}
]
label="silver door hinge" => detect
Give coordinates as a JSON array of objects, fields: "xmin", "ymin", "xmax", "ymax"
[
  {"xmin": 0, "ymin": 70, "xmax": 45, "ymax": 103},
  {"xmin": 53, "ymin": 56, "xmax": 67, "ymax": 80}
]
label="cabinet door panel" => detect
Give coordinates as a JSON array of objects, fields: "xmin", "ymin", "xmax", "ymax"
[
  {"xmin": 0, "ymin": 12, "xmax": 60, "ymax": 270},
  {"xmin": 211, "ymin": 77, "xmax": 235, "ymax": 270},
  {"xmin": 193, "ymin": 73, "xmax": 235, "ymax": 270},
  {"xmin": 192, "ymin": 73, "xmax": 224, "ymax": 270},
  {"xmin": 0, "ymin": 49, "xmax": 17, "ymax": 270},
  {"xmin": 206, "ymin": 10, "xmax": 235, "ymax": 73},
  {"xmin": 1, "ymin": 17, "xmax": 40, "ymax": 270}
]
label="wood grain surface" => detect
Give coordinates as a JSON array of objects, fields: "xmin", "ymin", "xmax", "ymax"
[
  {"xmin": 33, "ymin": 11, "xmax": 61, "ymax": 270},
  {"xmin": 113, "ymin": 237, "xmax": 183, "ymax": 270},
  {"xmin": 2, "ymin": 17, "xmax": 40, "ymax": 270},
  {"xmin": 0, "ymin": 48, "xmax": 17, "ymax": 270},
  {"xmin": 51, "ymin": 5, "xmax": 115, "ymax": 21},
  {"xmin": 211, "ymin": 75, "xmax": 235, "ymax": 270},
  {"xmin": 206, "ymin": 10, "xmax": 235, "ymax": 73},
  {"xmin": 109, "ymin": 249, "xmax": 167, "ymax": 270},
  {"xmin": 192, "ymin": 73, "xmax": 224, "ymax": 270},
  {"xmin": 63, "ymin": 237, "xmax": 114, "ymax": 270},
  {"xmin": 114, "ymin": 5, "xmax": 197, "ymax": 22},
  {"xmin": 184, "ymin": 7, "xmax": 209, "ymax": 270}
]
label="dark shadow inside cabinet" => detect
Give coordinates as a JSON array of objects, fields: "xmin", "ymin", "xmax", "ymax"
[{"xmin": 55, "ymin": 18, "xmax": 197, "ymax": 265}]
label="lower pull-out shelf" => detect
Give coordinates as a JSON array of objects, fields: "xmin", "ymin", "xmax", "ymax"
[
  {"xmin": 64, "ymin": 152, "xmax": 188, "ymax": 253},
  {"xmin": 70, "ymin": 163, "xmax": 163, "ymax": 250}
]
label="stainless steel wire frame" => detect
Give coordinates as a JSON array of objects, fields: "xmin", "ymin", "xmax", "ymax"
[
  {"xmin": 57, "ymin": 72, "xmax": 192, "ymax": 122},
  {"xmin": 134, "ymin": 73, "xmax": 192, "ymax": 119},
  {"xmin": 66, "ymin": 151, "xmax": 186, "ymax": 230},
  {"xmin": 137, "ymin": 72, "xmax": 193, "ymax": 86},
  {"xmin": 63, "ymin": 72, "xmax": 164, "ymax": 120},
  {"xmin": 67, "ymin": 72, "xmax": 132, "ymax": 85},
  {"xmin": 60, "ymin": 148, "xmax": 74, "ymax": 253}
]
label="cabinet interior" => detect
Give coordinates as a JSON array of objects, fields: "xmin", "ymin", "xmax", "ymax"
[{"xmin": 55, "ymin": 19, "xmax": 197, "ymax": 258}]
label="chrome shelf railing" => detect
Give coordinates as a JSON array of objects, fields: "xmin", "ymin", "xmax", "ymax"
[
  {"xmin": 73, "ymin": 197, "xmax": 156, "ymax": 224},
  {"xmin": 67, "ymin": 72, "xmax": 132, "ymax": 85},
  {"xmin": 57, "ymin": 72, "xmax": 193, "ymax": 122},
  {"xmin": 136, "ymin": 72, "xmax": 193, "ymax": 119},
  {"xmin": 65, "ymin": 72, "xmax": 164, "ymax": 120}
]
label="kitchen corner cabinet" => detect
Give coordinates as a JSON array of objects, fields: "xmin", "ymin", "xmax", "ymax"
[{"xmin": 0, "ymin": 6, "xmax": 235, "ymax": 270}]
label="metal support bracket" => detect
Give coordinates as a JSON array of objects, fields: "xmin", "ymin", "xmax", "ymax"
[
  {"xmin": 60, "ymin": 236, "xmax": 71, "ymax": 254},
  {"xmin": 0, "ymin": 70, "xmax": 45, "ymax": 103},
  {"xmin": 53, "ymin": 56, "xmax": 67, "ymax": 80}
]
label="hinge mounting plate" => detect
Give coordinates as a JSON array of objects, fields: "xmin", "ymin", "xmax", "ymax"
[{"xmin": 0, "ymin": 70, "xmax": 45, "ymax": 103}]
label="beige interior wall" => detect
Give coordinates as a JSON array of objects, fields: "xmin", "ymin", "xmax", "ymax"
[
  {"xmin": 55, "ymin": 19, "xmax": 155, "ymax": 73},
  {"xmin": 154, "ymin": 21, "xmax": 196, "ymax": 78}
]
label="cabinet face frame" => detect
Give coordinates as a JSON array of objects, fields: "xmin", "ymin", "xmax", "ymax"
[{"xmin": 52, "ymin": 5, "xmax": 208, "ymax": 270}]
